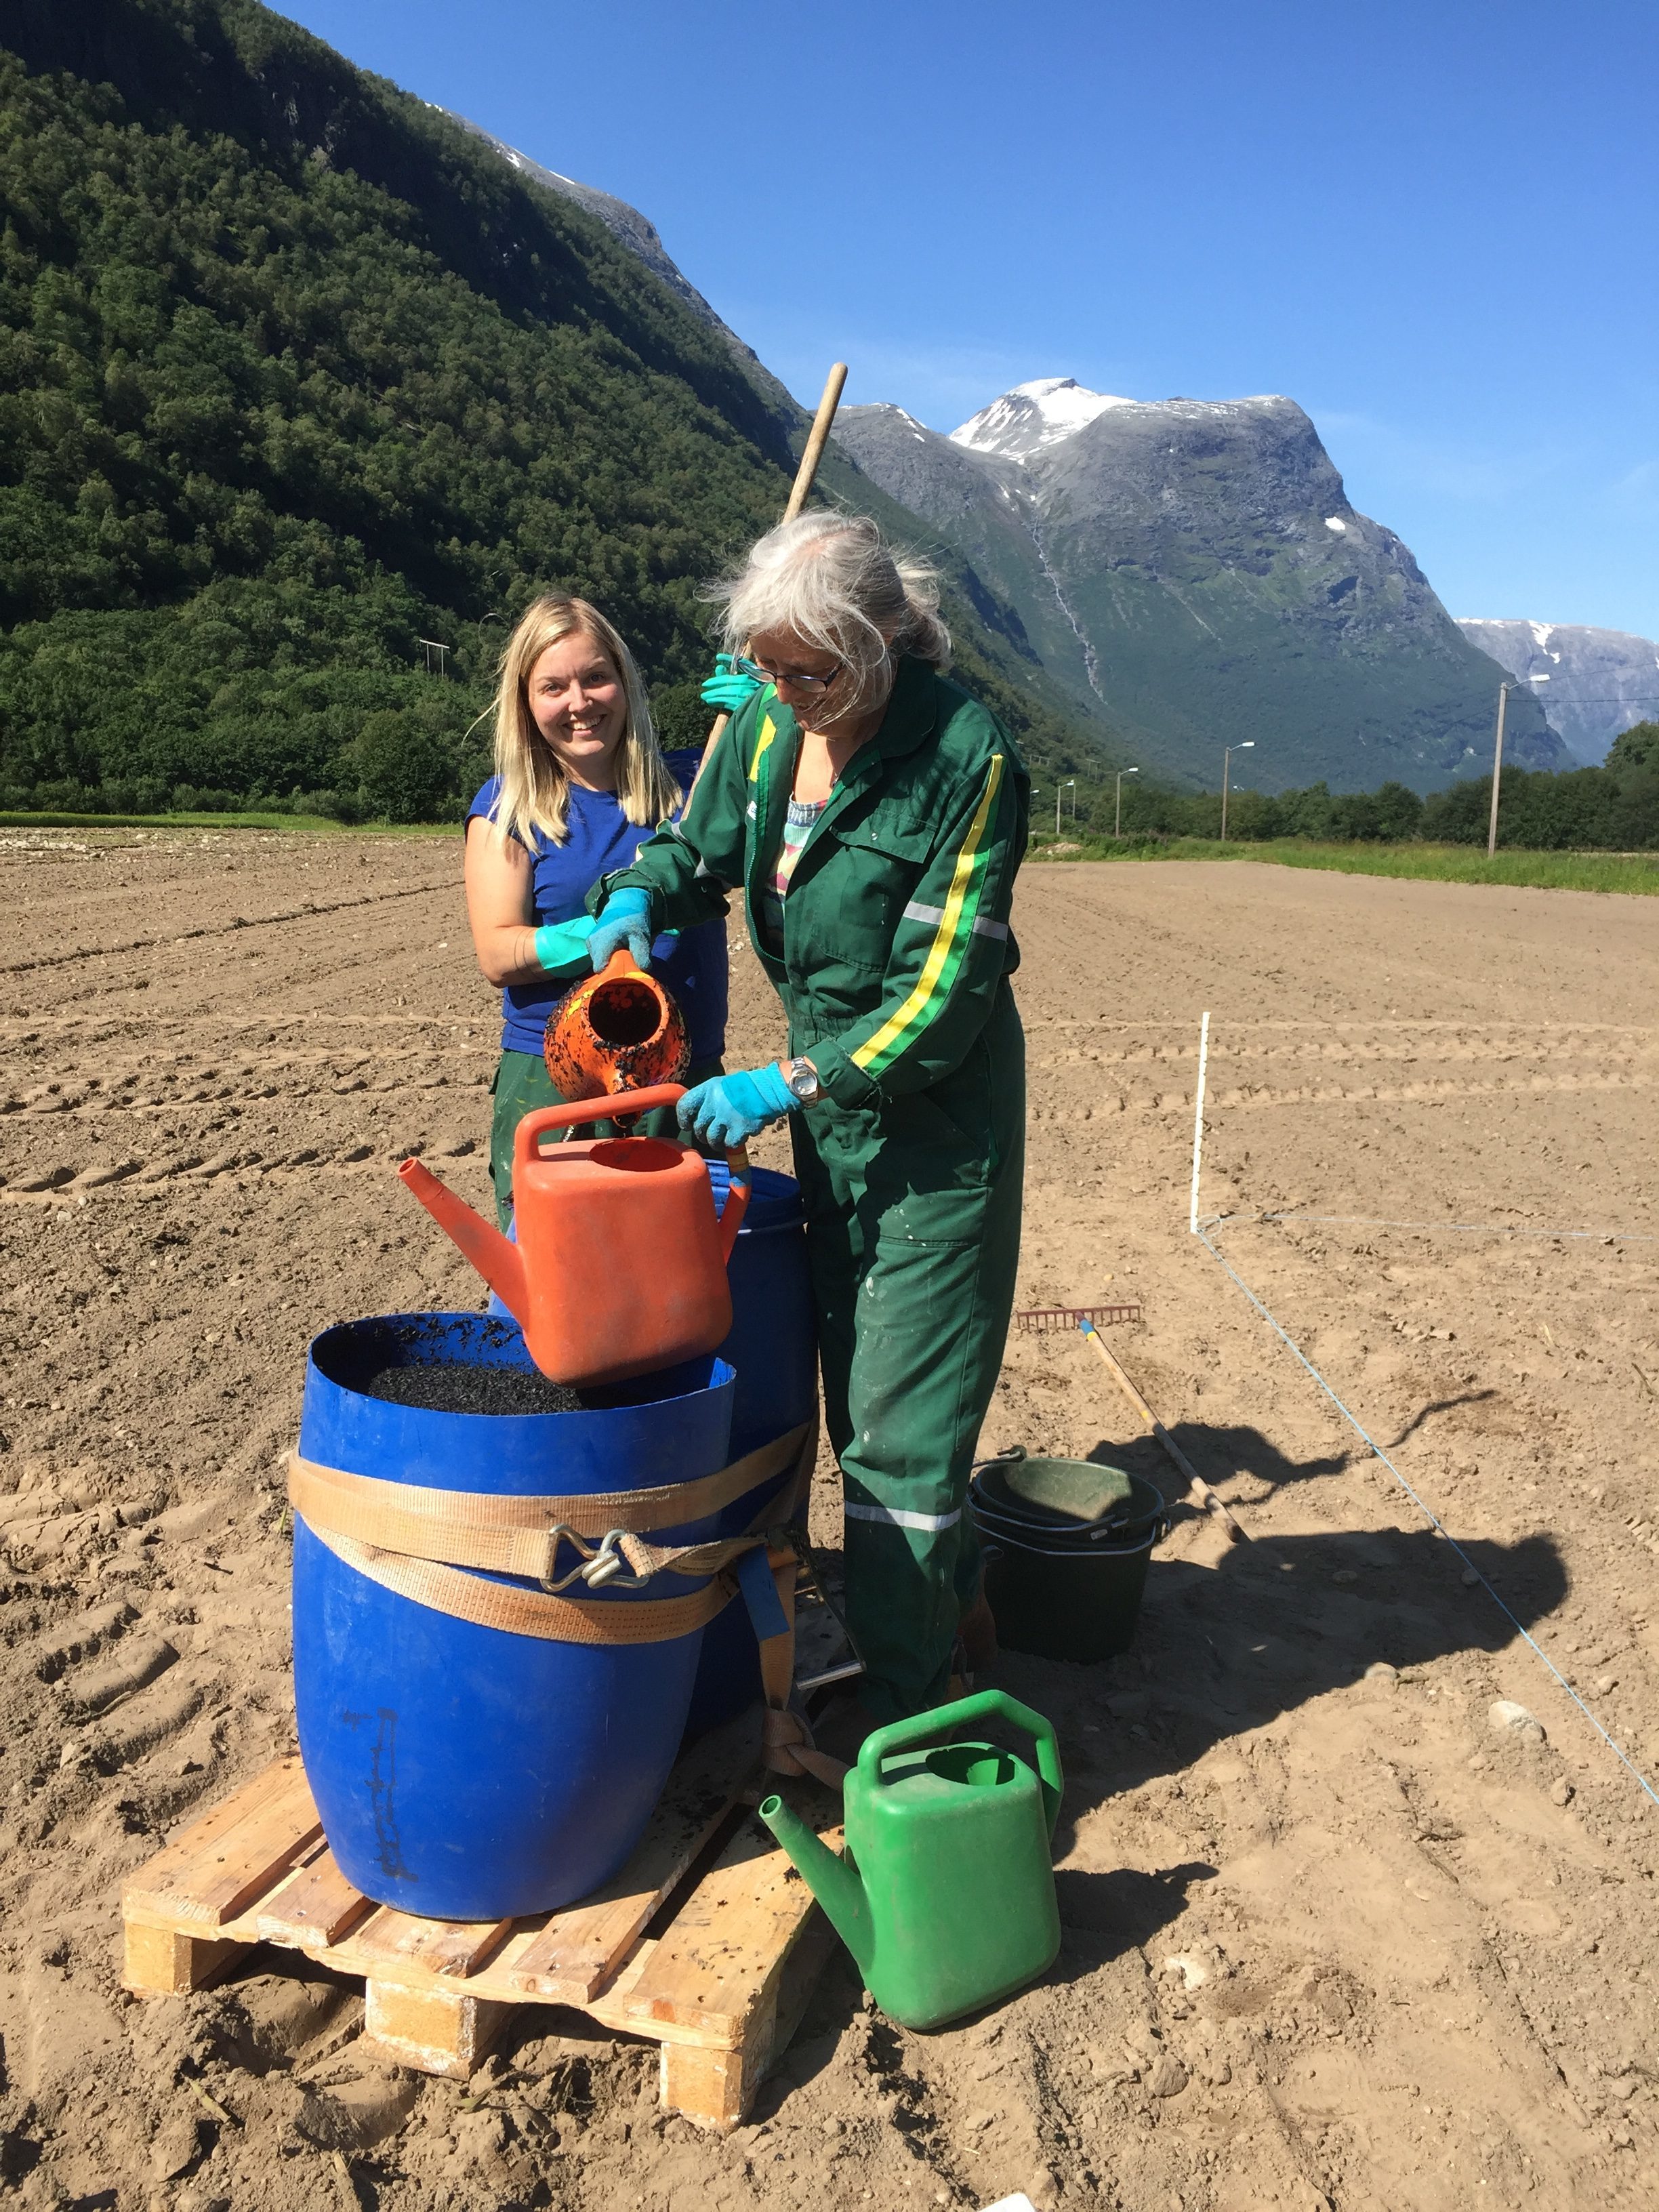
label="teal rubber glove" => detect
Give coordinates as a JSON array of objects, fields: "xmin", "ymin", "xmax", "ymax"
[
  {"xmin": 699, "ymin": 653, "xmax": 763, "ymax": 714},
  {"xmin": 531, "ymin": 914, "xmax": 596, "ymax": 979},
  {"xmin": 677, "ymin": 1065, "xmax": 796, "ymax": 1149},
  {"xmin": 586, "ymin": 887, "xmax": 653, "ymax": 972}
]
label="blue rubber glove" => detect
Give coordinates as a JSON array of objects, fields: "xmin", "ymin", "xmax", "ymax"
[
  {"xmin": 699, "ymin": 653, "xmax": 763, "ymax": 714},
  {"xmin": 676, "ymin": 1065, "xmax": 796, "ymax": 1149},
  {"xmin": 586, "ymin": 887, "xmax": 654, "ymax": 972},
  {"xmin": 531, "ymin": 914, "xmax": 596, "ymax": 979}
]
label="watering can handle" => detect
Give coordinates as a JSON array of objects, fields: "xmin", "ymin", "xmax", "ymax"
[
  {"xmin": 859, "ymin": 1689, "xmax": 1064, "ymax": 1837},
  {"xmin": 512, "ymin": 1088, "xmax": 752, "ymax": 1261},
  {"xmin": 513, "ymin": 1084, "xmax": 688, "ymax": 1166}
]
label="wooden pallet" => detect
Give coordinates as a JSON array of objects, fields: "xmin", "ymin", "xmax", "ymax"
[{"xmin": 120, "ymin": 1720, "xmax": 842, "ymax": 2131}]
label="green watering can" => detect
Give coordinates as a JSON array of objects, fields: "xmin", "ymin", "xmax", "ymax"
[{"xmin": 758, "ymin": 1689, "xmax": 1063, "ymax": 2029}]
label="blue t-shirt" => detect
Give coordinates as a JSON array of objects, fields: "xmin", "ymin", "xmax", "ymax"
[{"xmin": 466, "ymin": 750, "xmax": 728, "ymax": 1063}]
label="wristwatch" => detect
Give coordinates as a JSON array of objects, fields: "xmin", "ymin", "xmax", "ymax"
[{"xmin": 781, "ymin": 1056, "xmax": 821, "ymax": 1105}]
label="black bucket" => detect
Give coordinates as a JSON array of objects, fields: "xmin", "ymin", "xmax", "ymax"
[
  {"xmin": 978, "ymin": 1515, "xmax": 1168, "ymax": 1664},
  {"xmin": 971, "ymin": 1457, "xmax": 1164, "ymax": 1549}
]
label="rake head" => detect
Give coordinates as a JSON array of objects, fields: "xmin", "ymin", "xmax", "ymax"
[{"xmin": 1012, "ymin": 1303, "xmax": 1142, "ymax": 1334}]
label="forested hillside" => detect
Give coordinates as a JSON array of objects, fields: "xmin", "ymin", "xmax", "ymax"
[{"xmin": 0, "ymin": 0, "xmax": 1105, "ymax": 817}]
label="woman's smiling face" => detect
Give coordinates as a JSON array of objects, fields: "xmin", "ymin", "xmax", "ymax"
[{"xmin": 527, "ymin": 633, "xmax": 627, "ymax": 789}]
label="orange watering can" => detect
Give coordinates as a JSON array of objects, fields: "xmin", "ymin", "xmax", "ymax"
[
  {"xmin": 396, "ymin": 1086, "xmax": 751, "ymax": 1387},
  {"xmin": 545, "ymin": 950, "xmax": 689, "ymax": 1101}
]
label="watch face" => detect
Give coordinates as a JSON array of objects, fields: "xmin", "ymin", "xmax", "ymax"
[{"xmin": 787, "ymin": 1062, "xmax": 817, "ymax": 1099}]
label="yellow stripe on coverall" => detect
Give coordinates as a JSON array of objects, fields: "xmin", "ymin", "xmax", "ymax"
[{"xmin": 850, "ymin": 754, "xmax": 1005, "ymax": 1073}]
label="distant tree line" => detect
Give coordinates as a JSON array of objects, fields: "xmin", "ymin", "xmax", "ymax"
[{"xmin": 1057, "ymin": 724, "xmax": 1659, "ymax": 853}]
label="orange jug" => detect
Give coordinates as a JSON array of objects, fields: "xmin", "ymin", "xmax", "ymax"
[
  {"xmin": 396, "ymin": 1085, "xmax": 752, "ymax": 1387},
  {"xmin": 545, "ymin": 950, "xmax": 690, "ymax": 1101}
]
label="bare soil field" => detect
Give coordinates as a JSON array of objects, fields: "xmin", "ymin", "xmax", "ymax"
[{"xmin": 1, "ymin": 832, "xmax": 1656, "ymax": 2212}]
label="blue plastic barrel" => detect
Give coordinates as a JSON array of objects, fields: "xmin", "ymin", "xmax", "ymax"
[
  {"xmin": 293, "ymin": 1312, "xmax": 735, "ymax": 1919},
  {"xmin": 682, "ymin": 1166, "xmax": 818, "ymax": 1738}
]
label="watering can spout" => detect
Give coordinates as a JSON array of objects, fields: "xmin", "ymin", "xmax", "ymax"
[
  {"xmin": 397, "ymin": 1157, "xmax": 529, "ymax": 1325},
  {"xmin": 758, "ymin": 1795, "xmax": 874, "ymax": 1972}
]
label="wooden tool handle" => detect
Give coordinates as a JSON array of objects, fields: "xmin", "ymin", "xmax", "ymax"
[
  {"xmin": 1079, "ymin": 1321, "xmax": 1248, "ymax": 1543},
  {"xmin": 695, "ymin": 362, "xmax": 850, "ymax": 778},
  {"xmin": 782, "ymin": 361, "xmax": 848, "ymax": 522}
]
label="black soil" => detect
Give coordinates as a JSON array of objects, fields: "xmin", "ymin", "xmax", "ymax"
[{"xmin": 356, "ymin": 1361, "xmax": 586, "ymax": 1416}]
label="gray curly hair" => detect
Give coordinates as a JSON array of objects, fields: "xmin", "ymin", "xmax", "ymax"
[{"xmin": 705, "ymin": 512, "xmax": 951, "ymax": 714}]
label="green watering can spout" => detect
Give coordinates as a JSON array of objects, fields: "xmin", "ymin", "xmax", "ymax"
[{"xmin": 758, "ymin": 1793, "xmax": 876, "ymax": 1973}]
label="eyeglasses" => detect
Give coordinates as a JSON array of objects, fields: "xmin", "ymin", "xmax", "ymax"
[{"xmin": 733, "ymin": 654, "xmax": 844, "ymax": 695}]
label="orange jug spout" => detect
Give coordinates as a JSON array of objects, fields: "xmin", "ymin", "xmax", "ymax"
[
  {"xmin": 396, "ymin": 1157, "xmax": 529, "ymax": 1324},
  {"xmin": 544, "ymin": 949, "xmax": 690, "ymax": 1102}
]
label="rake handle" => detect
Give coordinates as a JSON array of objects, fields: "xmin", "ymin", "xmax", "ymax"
[
  {"xmin": 697, "ymin": 362, "xmax": 850, "ymax": 773},
  {"xmin": 1079, "ymin": 1321, "xmax": 1248, "ymax": 1544}
]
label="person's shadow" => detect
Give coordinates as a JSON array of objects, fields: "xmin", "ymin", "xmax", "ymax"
[
  {"xmin": 794, "ymin": 1414, "xmax": 1566, "ymax": 1998},
  {"xmin": 977, "ymin": 1420, "xmax": 1566, "ymax": 1946}
]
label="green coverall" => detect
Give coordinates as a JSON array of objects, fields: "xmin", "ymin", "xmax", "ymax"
[{"xmin": 601, "ymin": 655, "xmax": 1029, "ymax": 1721}]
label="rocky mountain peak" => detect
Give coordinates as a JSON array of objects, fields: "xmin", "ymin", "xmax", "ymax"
[
  {"xmin": 1456, "ymin": 620, "xmax": 1659, "ymax": 766},
  {"xmin": 949, "ymin": 377, "xmax": 1134, "ymax": 462},
  {"xmin": 839, "ymin": 380, "xmax": 1564, "ymax": 790}
]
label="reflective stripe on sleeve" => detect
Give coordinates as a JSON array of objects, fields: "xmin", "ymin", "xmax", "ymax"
[
  {"xmin": 902, "ymin": 899, "xmax": 1008, "ymax": 941},
  {"xmin": 844, "ymin": 1500, "xmax": 963, "ymax": 1533}
]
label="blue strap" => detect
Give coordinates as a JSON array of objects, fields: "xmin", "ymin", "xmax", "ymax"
[{"xmin": 734, "ymin": 1540, "xmax": 790, "ymax": 1643}]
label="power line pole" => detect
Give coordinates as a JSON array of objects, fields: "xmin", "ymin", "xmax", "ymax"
[
  {"xmin": 1220, "ymin": 741, "xmax": 1253, "ymax": 842},
  {"xmin": 1486, "ymin": 682, "xmax": 1512, "ymax": 857}
]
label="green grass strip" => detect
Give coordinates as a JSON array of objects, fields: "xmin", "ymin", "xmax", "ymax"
[{"xmin": 1029, "ymin": 836, "xmax": 1659, "ymax": 895}]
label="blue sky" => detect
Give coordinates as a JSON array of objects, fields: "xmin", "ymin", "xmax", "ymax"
[{"xmin": 285, "ymin": 0, "xmax": 1656, "ymax": 638}]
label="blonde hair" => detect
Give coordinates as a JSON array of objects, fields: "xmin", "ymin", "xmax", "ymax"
[
  {"xmin": 483, "ymin": 594, "xmax": 678, "ymax": 848},
  {"xmin": 704, "ymin": 512, "xmax": 951, "ymax": 716}
]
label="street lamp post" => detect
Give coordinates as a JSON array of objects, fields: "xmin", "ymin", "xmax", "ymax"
[
  {"xmin": 1115, "ymin": 766, "xmax": 1139, "ymax": 838},
  {"xmin": 1486, "ymin": 681, "xmax": 1513, "ymax": 858},
  {"xmin": 1220, "ymin": 742, "xmax": 1255, "ymax": 842},
  {"xmin": 1057, "ymin": 779, "xmax": 1075, "ymax": 835}
]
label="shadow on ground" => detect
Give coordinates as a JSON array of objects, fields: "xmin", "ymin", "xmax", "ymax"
[
  {"xmin": 1076, "ymin": 1390, "xmax": 1498, "ymax": 1507},
  {"xmin": 990, "ymin": 1505, "xmax": 1566, "ymax": 1872}
]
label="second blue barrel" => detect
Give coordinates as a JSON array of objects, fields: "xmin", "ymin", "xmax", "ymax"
[
  {"xmin": 682, "ymin": 1164, "xmax": 819, "ymax": 1738},
  {"xmin": 293, "ymin": 1311, "xmax": 735, "ymax": 1920}
]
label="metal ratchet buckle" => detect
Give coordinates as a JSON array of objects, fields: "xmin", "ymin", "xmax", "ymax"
[{"xmin": 577, "ymin": 1528, "xmax": 647, "ymax": 1591}]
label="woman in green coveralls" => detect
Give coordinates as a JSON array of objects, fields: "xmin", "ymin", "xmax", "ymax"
[{"xmin": 587, "ymin": 514, "xmax": 1029, "ymax": 1740}]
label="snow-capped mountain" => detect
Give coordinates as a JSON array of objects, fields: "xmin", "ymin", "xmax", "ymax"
[
  {"xmin": 1455, "ymin": 621, "xmax": 1659, "ymax": 767},
  {"xmin": 426, "ymin": 108, "xmax": 1571, "ymax": 793},
  {"xmin": 950, "ymin": 377, "xmax": 1133, "ymax": 462},
  {"xmin": 838, "ymin": 385, "xmax": 1563, "ymax": 792}
]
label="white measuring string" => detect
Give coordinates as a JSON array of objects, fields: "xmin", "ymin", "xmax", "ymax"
[
  {"xmin": 1246, "ymin": 1211, "xmax": 1659, "ymax": 1247},
  {"xmin": 1192, "ymin": 1218, "xmax": 1659, "ymax": 1812}
]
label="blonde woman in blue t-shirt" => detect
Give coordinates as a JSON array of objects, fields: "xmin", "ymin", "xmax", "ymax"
[{"xmin": 464, "ymin": 594, "xmax": 728, "ymax": 1226}]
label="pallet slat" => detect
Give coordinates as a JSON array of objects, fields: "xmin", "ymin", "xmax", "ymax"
[
  {"xmin": 623, "ymin": 1799, "xmax": 842, "ymax": 2044},
  {"xmin": 123, "ymin": 1756, "xmax": 322, "ymax": 1929},
  {"xmin": 255, "ymin": 1847, "xmax": 376, "ymax": 1948},
  {"xmin": 507, "ymin": 1721, "xmax": 752, "ymax": 2003},
  {"xmin": 342, "ymin": 1906, "xmax": 515, "ymax": 1980}
]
